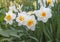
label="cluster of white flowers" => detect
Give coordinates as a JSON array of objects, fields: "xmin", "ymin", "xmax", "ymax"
[{"xmin": 4, "ymin": 0, "xmax": 56, "ymax": 31}]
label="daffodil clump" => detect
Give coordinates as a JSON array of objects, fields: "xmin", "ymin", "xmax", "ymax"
[{"xmin": 4, "ymin": 0, "xmax": 57, "ymax": 31}]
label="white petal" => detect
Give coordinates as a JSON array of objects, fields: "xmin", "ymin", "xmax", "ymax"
[
  {"xmin": 18, "ymin": 23, "xmax": 22, "ymax": 26},
  {"xmin": 34, "ymin": 10, "xmax": 40, "ymax": 17},
  {"xmin": 30, "ymin": 26, "xmax": 35, "ymax": 31},
  {"xmin": 13, "ymin": 7, "xmax": 18, "ymax": 12},
  {"xmin": 47, "ymin": 13, "xmax": 52, "ymax": 18},
  {"xmin": 12, "ymin": 14, "xmax": 16, "ymax": 19},
  {"xmin": 9, "ymin": 5, "xmax": 18, "ymax": 12},
  {"xmin": 42, "ymin": 18, "xmax": 48, "ymax": 23},
  {"xmin": 37, "ymin": 17, "xmax": 42, "ymax": 21},
  {"xmin": 16, "ymin": 17, "xmax": 20, "ymax": 22},
  {"xmin": 9, "ymin": 21, "xmax": 13, "ymax": 25},
  {"xmin": 8, "ymin": 10, "xmax": 13, "ymax": 14}
]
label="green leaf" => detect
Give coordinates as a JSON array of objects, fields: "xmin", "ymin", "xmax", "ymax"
[{"xmin": 0, "ymin": 29, "xmax": 9, "ymax": 37}]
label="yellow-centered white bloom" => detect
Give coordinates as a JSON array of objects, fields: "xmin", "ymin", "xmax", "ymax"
[
  {"xmin": 24, "ymin": 15, "xmax": 37, "ymax": 31},
  {"xmin": 4, "ymin": 11, "xmax": 16, "ymax": 25},
  {"xmin": 34, "ymin": 6, "xmax": 52, "ymax": 23},
  {"xmin": 16, "ymin": 12, "xmax": 27, "ymax": 26}
]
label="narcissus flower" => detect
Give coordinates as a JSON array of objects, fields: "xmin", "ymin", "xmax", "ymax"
[
  {"xmin": 46, "ymin": 0, "xmax": 55, "ymax": 7},
  {"xmin": 24, "ymin": 15, "xmax": 37, "ymax": 31},
  {"xmin": 16, "ymin": 12, "xmax": 27, "ymax": 26},
  {"xmin": 4, "ymin": 11, "xmax": 16, "ymax": 25},
  {"xmin": 34, "ymin": 6, "xmax": 52, "ymax": 23}
]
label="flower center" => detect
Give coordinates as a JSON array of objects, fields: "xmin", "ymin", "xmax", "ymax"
[
  {"xmin": 19, "ymin": 16, "xmax": 24, "ymax": 21},
  {"xmin": 41, "ymin": 12, "xmax": 46, "ymax": 17},
  {"xmin": 27, "ymin": 20, "xmax": 34, "ymax": 26},
  {"xmin": 47, "ymin": 0, "xmax": 52, "ymax": 4},
  {"xmin": 6, "ymin": 14, "xmax": 12, "ymax": 21}
]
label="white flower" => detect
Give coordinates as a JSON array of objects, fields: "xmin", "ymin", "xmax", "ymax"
[
  {"xmin": 4, "ymin": 11, "xmax": 16, "ymax": 25},
  {"xmin": 24, "ymin": 15, "xmax": 37, "ymax": 31},
  {"xmin": 34, "ymin": 6, "xmax": 52, "ymax": 23},
  {"xmin": 9, "ymin": 5, "xmax": 18, "ymax": 12},
  {"xmin": 16, "ymin": 12, "xmax": 27, "ymax": 26}
]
